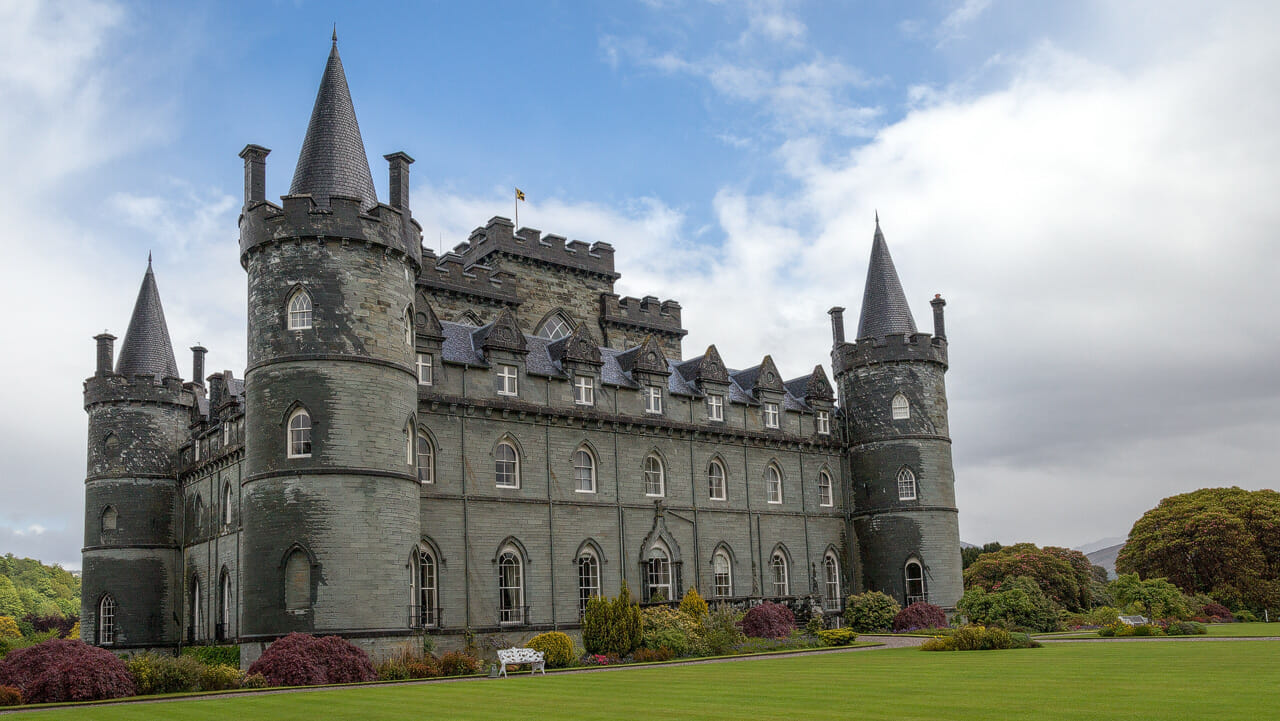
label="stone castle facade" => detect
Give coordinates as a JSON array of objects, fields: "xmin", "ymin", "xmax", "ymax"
[{"xmin": 80, "ymin": 41, "xmax": 963, "ymax": 659}]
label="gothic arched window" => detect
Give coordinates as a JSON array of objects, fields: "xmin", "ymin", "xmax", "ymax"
[
  {"xmin": 818, "ymin": 471, "xmax": 834, "ymax": 507},
  {"xmin": 537, "ymin": 312, "xmax": 573, "ymax": 340},
  {"xmin": 498, "ymin": 547, "xmax": 524, "ymax": 624},
  {"xmin": 417, "ymin": 433, "xmax": 434, "ymax": 484},
  {"xmin": 644, "ymin": 455, "xmax": 665, "ymax": 497},
  {"xmin": 496, "ymin": 441, "xmax": 520, "ymax": 488},
  {"xmin": 770, "ymin": 550, "xmax": 789, "ymax": 596},
  {"xmin": 287, "ymin": 408, "xmax": 312, "ymax": 458},
  {"xmin": 577, "ymin": 548, "xmax": 600, "ymax": 614},
  {"xmin": 892, "ymin": 393, "xmax": 910, "ymax": 420},
  {"xmin": 906, "ymin": 559, "xmax": 926, "ymax": 605},
  {"xmin": 574, "ymin": 448, "xmax": 596, "ymax": 493},
  {"xmin": 287, "ymin": 289, "xmax": 313, "ymax": 330},
  {"xmin": 97, "ymin": 594, "xmax": 116, "ymax": 645},
  {"xmin": 712, "ymin": 549, "xmax": 732, "ymax": 598},
  {"xmin": 645, "ymin": 544, "xmax": 673, "ymax": 602},
  {"xmin": 766, "ymin": 464, "xmax": 783, "ymax": 504},
  {"xmin": 824, "ymin": 552, "xmax": 841, "ymax": 609},
  {"xmin": 897, "ymin": 467, "xmax": 917, "ymax": 501},
  {"xmin": 284, "ymin": 549, "xmax": 311, "ymax": 611},
  {"xmin": 708, "ymin": 459, "xmax": 727, "ymax": 501}
]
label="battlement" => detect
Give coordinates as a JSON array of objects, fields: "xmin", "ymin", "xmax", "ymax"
[
  {"xmin": 418, "ymin": 252, "xmax": 521, "ymax": 305},
  {"xmin": 83, "ymin": 373, "xmax": 193, "ymax": 409},
  {"xmin": 238, "ymin": 193, "xmax": 420, "ymax": 267},
  {"xmin": 832, "ymin": 332, "xmax": 948, "ymax": 375},
  {"xmin": 600, "ymin": 293, "xmax": 686, "ymax": 337},
  {"xmin": 450, "ymin": 216, "xmax": 619, "ymax": 279}
]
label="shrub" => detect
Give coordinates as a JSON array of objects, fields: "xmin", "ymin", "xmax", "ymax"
[
  {"xmin": 1108, "ymin": 574, "xmax": 1189, "ymax": 619},
  {"xmin": 246, "ymin": 633, "xmax": 375, "ymax": 687},
  {"xmin": 581, "ymin": 595, "xmax": 610, "ymax": 655},
  {"xmin": 958, "ymin": 577, "xmax": 1057, "ymax": 632},
  {"xmin": 126, "ymin": 652, "xmax": 204, "ymax": 695},
  {"xmin": 0, "ymin": 639, "xmax": 136, "ymax": 703},
  {"xmin": 920, "ymin": 625, "xmax": 1040, "ymax": 651},
  {"xmin": 183, "ymin": 645, "xmax": 241, "ymax": 667},
  {"xmin": 804, "ymin": 615, "xmax": 824, "ymax": 637},
  {"xmin": 893, "ymin": 602, "xmax": 947, "ymax": 632},
  {"xmin": 679, "ymin": 588, "xmax": 709, "ymax": 622},
  {"xmin": 1099, "ymin": 622, "xmax": 1165, "ymax": 638},
  {"xmin": 816, "ymin": 628, "xmax": 858, "ymax": 646},
  {"xmin": 404, "ymin": 657, "xmax": 439, "ymax": 679},
  {"xmin": 65, "ymin": 622, "xmax": 79, "ymax": 640},
  {"xmin": 0, "ymin": 617, "xmax": 19, "ymax": 640},
  {"xmin": 241, "ymin": 673, "xmax": 268, "ymax": 689},
  {"xmin": 526, "ymin": 631, "xmax": 575, "ymax": 668},
  {"xmin": 738, "ymin": 602, "xmax": 796, "ymax": 640},
  {"xmin": 437, "ymin": 650, "xmax": 482, "ymax": 676},
  {"xmin": 0, "ymin": 685, "xmax": 20, "ymax": 706},
  {"xmin": 1235, "ymin": 609, "xmax": 1259, "ymax": 623},
  {"xmin": 642, "ymin": 606, "xmax": 705, "ymax": 657},
  {"xmin": 1166, "ymin": 621, "xmax": 1208, "ymax": 636},
  {"xmin": 199, "ymin": 663, "xmax": 244, "ymax": 691},
  {"xmin": 844, "ymin": 591, "xmax": 900, "ymax": 633},
  {"xmin": 1200, "ymin": 602, "xmax": 1232, "ymax": 620},
  {"xmin": 375, "ymin": 658, "xmax": 409, "ymax": 681},
  {"xmin": 632, "ymin": 646, "xmax": 675, "ymax": 662},
  {"xmin": 702, "ymin": 605, "xmax": 746, "ymax": 656},
  {"xmin": 21, "ymin": 614, "xmax": 77, "ymax": 638}
]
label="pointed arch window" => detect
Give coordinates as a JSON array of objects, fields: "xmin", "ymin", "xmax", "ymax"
[
  {"xmin": 766, "ymin": 464, "xmax": 783, "ymax": 504},
  {"xmin": 284, "ymin": 549, "xmax": 311, "ymax": 611},
  {"xmin": 287, "ymin": 290, "xmax": 313, "ymax": 330},
  {"xmin": 897, "ymin": 467, "xmax": 917, "ymax": 501},
  {"xmin": 97, "ymin": 594, "xmax": 116, "ymax": 645},
  {"xmin": 190, "ymin": 575, "xmax": 202, "ymax": 641},
  {"xmin": 818, "ymin": 471, "xmax": 834, "ymax": 507},
  {"xmin": 644, "ymin": 455, "xmax": 665, "ymax": 497},
  {"xmin": 101, "ymin": 505, "xmax": 118, "ymax": 533},
  {"xmin": 905, "ymin": 560, "xmax": 926, "ymax": 605},
  {"xmin": 824, "ymin": 553, "xmax": 841, "ymax": 609},
  {"xmin": 496, "ymin": 441, "xmax": 520, "ymax": 488},
  {"xmin": 892, "ymin": 393, "xmax": 910, "ymax": 420},
  {"xmin": 287, "ymin": 408, "xmax": 312, "ymax": 458},
  {"xmin": 537, "ymin": 312, "xmax": 573, "ymax": 340},
  {"xmin": 770, "ymin": 550, "xmax": 790, "ymax": 596},
  {"xmin": 417, "ymin": 433, "xmax": 434, "ymax": 484},
  {"xmin": 574, "ymin": 447, "xmax": 596, "ymax": 493},
  {"xmin": 418, "ymin": 549, "xmax": 438, "ymax": 627},
  {"xmin": 708, "ymin": 459, "xmax": 727, "ymax": 501},
  {"xmin": 218, "ymin": 569, "xmax": 232, "ymax": 640},
  {"xmin": 712, "ymin": 549, "xmax": 732, "ymax": 598},
  {"xmin": 645, "ymin": 544, "xmax": 673, "ymax": 602},
  {"xmin": 193, "ymin": 495, "xmax": 204, "ymax": 534},
  {"xmin": 404, "ymin": 305, "xmax": 413, "ymax": 345},
  {"xmin": 223, "ymin": 482, "xmax": 234, "ymax": 526},
  {"xmin": 405, "ymin": 422, "xmax": 415, "ymax": 465},
  {"xmin": 577, "ymin": 548, "xmax": 600, "ymax": 614},
  {"xmin": 498, "ymin": 547, "xmax": 525, "ymax": 624}
]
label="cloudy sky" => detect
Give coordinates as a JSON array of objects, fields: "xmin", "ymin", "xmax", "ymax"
[{"xmin": 2, "ymin": 0, "xmax": 1277, "ymax": 569}]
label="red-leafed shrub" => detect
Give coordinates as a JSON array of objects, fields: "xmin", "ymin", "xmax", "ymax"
[
  {"xmin": 893, "ymin": 602, "xmax": 948, "ymax": 632},
  {"xmin": 436, "ymin": 651, "xmax": 482, "ymax": 677},
  {"xmin": 246, "ymin": 633, "xmax": 375, "ymax": 687},
  {"xmin": 1201, "ymin": 602, "xmax": 1233, "ymax": 621},
  {"xmin": 0, "ymin": 639, "xmax": 135, "ymax": 703},
  {"xmin": 738, "ymin": 602, "xmax": 796, "ymax": 639},
  {"xmin": 0, "ymin": 686, "xmax": 21, "ymax": 706}
]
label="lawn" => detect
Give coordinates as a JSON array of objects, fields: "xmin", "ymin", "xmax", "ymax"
[
  {"xmin": 8, "ymin": 641, "xmax": 1279, "ymax": 721},
  {"xmin": 1043, "ymin": 622, "xmax": 1280, "ymax": 639}
]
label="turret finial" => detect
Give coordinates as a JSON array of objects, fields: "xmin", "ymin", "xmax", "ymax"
[
  {"xmin": 875, "ymin": 209, "xmax": 879, "ymax": 226},
  {"xmin": 332, "ymin": 24, "xmax": 337, "ymax": 44},
  {"xmin": 147, "ymin": 251, "xmax": 152, "ymax": 267}
]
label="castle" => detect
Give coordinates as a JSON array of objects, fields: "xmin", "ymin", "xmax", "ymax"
[{"xmin": 80, "ymin": 40, "xmax": 962, "ymax": 659}]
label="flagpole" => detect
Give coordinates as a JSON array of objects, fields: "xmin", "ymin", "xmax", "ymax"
[{"xmin": 514, "ymin": 189, "xmax": 519, "ymax": 230}]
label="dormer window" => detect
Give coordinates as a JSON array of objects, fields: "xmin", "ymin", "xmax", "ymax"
[
  {"xmin": 287, "ymin": 290, "xmax": 313, "ymax": 330},
  {"xmin": 816, "ymin": 410, "xmax": 830, "ymax": 435},
  {"xmin": 707, "ymin": 394, "xmax": 724, "ymax": 422},
  {"xmin": 417, "ymin": 353, "xmax": 434, "ymax": 385},
  {"xmin": 644, "ymin": 386, "xmax": 663, "ymax": 414},
  {"xmin": 496, "ymin": 365, "xmax": 518, "ymax": 396},
  {"xmin": 892, "ymin": 393, "xmax": 910, "ymax": 420},
  {"xmin": 574, "ymin": 375, "xmax": 594, "ymax": 406},
  {"xmin": 537, "ymin": 312, "xmax": 573, "ymax": 340},
  {"xmin": 763, "ymin": 403, "xmax": 779, "ymax": 429}
]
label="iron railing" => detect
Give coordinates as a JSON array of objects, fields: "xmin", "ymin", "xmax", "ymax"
[
  {"xmin": 499, "ymin": 605, "xmax": 529, "ymax": 626},
  {"xmin": 408, "ymin": 604, "xmax": 442, "ymax": 629}
]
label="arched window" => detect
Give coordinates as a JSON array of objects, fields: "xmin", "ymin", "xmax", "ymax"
[
  {"xmin": 223, "ymin": 483, "xmax": 234, "ymax": 526},
  {"xmin": 537, "ymin": 312, "xmax": 574, "ymax": 340},
  {"xmin": 577, "ymin": 549, "xmax": 600, "ymax": 614},
  {"xmin": 824, "ymin": 553, "xmax": 841, "ymax": 609},
  {"xmin": 218, "ymin": 569, "xmax": 232, "ymax": 640},
  {"xmin": 417, "ymin": 433, "xmax": 434, "ymax": 484},
  {"xmin": 644, "ymin": 455, "xmax": 665, "ymax": 497},
  {"xmin": 194, "ymin": 494, "xmax": 203, "ymax": 531},
  {"xmin": 190, "ymin": 575, "xmax": 202, "ymax": 641},
  {"xmin": 405, "ymin": 422, "xmax": 414, "ymax": 465},
  {"xmin": 498, "ymin": 548, "xmax": 524, "ymax": 624},
  {"xmin": 287, "ymin": 290, "xmax": 313, "ymax": 330},
  {"xmin": 818, "ymin": 471, "xmax": 834, "ymax": 507},
  {"xmin": 455, "ymin": 310, "xmax": 482, "ymax": 325},
  {"xmin": 287, "ymin": 408, "xmax": 312, "ymax": 458},
  {"xmin": 404, "ymin": 305, "xmax": 413, "ymax": 345},
  {"xmin": 770, "ymin": 550, "xmax": 789, "ymax": 596},
  {"xmin": 645, "ymin": 544, "xmax": 673, "ymax": 602},
  {"xmin": 892, "ymin": 393, "xmax": 910, "ymax": 420},
  {"xmin": 100, "ymin": 505, "xmax": 118, "ymax": 533},
  {"xmin": 574, "ymin": 448, "xmax": 596, "ymax": 493},
  {"xmin": 103, "ymin": 431, "xmax": 118, "ymax": 457},
  {"xmin": 712, "ymin": 549, "xmax": 732, "ymax": 598},
  {"xmin": 495, "ymin": 441, "xmax": 519, "ymax": 488},
  {"xmin": 708, "ymin": 460, "xmax": 727, "ymax": 501},
  {"xmin": 419, "ymin": 549, "xmax": 438, "ymax": 627},
  {"xmin": 906, "ymin": 560, "xmax": 926, "ymax": 605},
  {"xmin": 766, "ymin": 464, "xmax": 783, "ymax": 504},
  {"xmin": 284, "ymin": 549, "xmax": 311, "ymax": 611},
  {"xmin": 897, "ymin": 467, "xmax": 917, "ymax": 501},
  {"xmin": 97, "ymin": 594, "xmax": 116, "ymax": 645}
]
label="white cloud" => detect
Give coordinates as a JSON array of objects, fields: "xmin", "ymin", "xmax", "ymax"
[{"xmin": 938, "ymin": 0, "xmax": 992, "ymax": 43}]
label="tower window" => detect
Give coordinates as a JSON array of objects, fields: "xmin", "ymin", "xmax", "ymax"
[
  {"xmin": 416, "ymin": 354, "xmax": 434, "ymax": 385},
  {"xmin": 897, "ymin": 468, "xmax": 917, "ymax": 501},
  {"xmin": 819, "ymin": 471, "xmax": 834, "ymax": 507},
  {"xmin": 418, "ymin": 434, "xmax": 434, "ymax": 484},
  {"xmin": 287, "ymin": 408, "xmax": 312, "ymax": 458},
  {"xmin": 644, "ymin": 455, "xmax": 665, "ymax": 497},
  {"xmin": 766, "ymin": 465, "xmax": 783, "ymax": 504},
  {"xmin": 574, "ymin": 375, "xmax": 594, "ymax": 406},
  {"xmin": 98, "ymin": 594, "xmax": 116, "ymax": 645},
  {"xmin": 708, "ymin": 460, "xmax": 727, "ymax": 501},
  {"xmin": 574, "ymin": 448, "xmax": 596, "ymax": 493},
  {"xmin": 496, "ymin": 441, "xmax": 520, "ymax": 488},
  {"xmin": 816, "ymin": 410, "xmax": 830, "ymax": 435},
  {"xmin": 190, "ymin": 575, "xmax": 202, "ymax": 641},
  {"xmin": 284, "ymin": 549, "xmax": 311, "ymax": 611},
  {"xmin": 707, "ymin": 394, "xmax": 724, "ymax": 422},
  {"xmin": 763, "ymin": 402, "xmax": 779, "ymax": 429},
  {"xmin": 418, "ymin": 549, "xmax": 438, "ymax": 628},
  {"xmin": 101, "ymin": 505, "xmax": 118, "ymax": 533},
  {"xmin": 712, "ymin": 549, "xmax": 732, "ymax": 598},
  {"xmin": 287, "ymin": 290, "xmax": 313, "ymax": 330},
  {"xmin": 770, "ymin": 550, "xmax": 789, "ymax": 596},
  {"xmin": 496, "ymin": 365, "xmax": 519, "ymax": 396},
  {"xmin": 219, "ymin": 570, "xmax": 232, "ymax": 639},
  {"xmin": 223, "ymin": 483, "xmax": 233, "ymax": 525},
  {"xmin": 644, "ymin": 386, "xmax": 663, "ymax": 414},
  {"xmin": 404, "ymin": 306, "xmax": 413, "ymax": 345},
  {"xmin": 892, "ymin": 393, "xmax": 910, "ymax": 420},
  {"xmin": 906, "ymin": 560, "xmax": 926, "ymax": 605}
]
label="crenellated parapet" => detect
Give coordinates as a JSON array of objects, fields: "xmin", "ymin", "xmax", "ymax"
[
  {"xmin": 238, "ymin": 193, "xmax": 420, "ymax": 268},
  {"xmin": 84, "ymin": 373, "xmax": 192, "ymax": 410},
  {"xmin": 600, "ymin": 294, "xmax": 685, "ymax": 336},
  {"xmin": 450, "ymin": 216, "xmax": 619, "ymax": 280},
  {"xmin": 418, "ymin": 251, "xmax": 521, "ymax": 305},
  {"xmin": 831, "ymin": 332, "xmax": 947, "ymax": 376}
]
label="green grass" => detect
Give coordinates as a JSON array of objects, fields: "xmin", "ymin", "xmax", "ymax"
[
  {"xmin": 9, "ymin": 640, "xmax": 1280, "ymax": 720},
  {"xmin": 1043, "ymin": 622, "xmax": 1280, "ymax": 640}
]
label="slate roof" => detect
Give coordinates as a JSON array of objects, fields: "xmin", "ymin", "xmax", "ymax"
[
  {"xmin": 856, "ymin": 218, "xmax": 918, "ymax": 340},
  {"xmin": 289, "ymin": 39, "xmax": 378, "ymax": 210},
  {"xmin": 115, "ymin": 261, "xmax": 180, "ymax": 379}
]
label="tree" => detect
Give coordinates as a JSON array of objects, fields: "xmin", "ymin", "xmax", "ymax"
[
  {"xmin": 1108, "ymin": 574, "xmax": 1188, "ymax": 619},
  {"xmin": 1116, "ymin": 487, "xmax": 1280, "ymax": 610},
  {"xmin": 958, "ymin": 576, "xmax": 1057, "ymax": 632},
  {"xmin": 962, "ymin": 542, "xmax": 1004, "ymax": 570},
  {"xmin": 963, "ymin": 543, "xmax": 1094, "ymax": 612},
  {"xmin": 0, "ymin": 579, "xmax": 21, "ymax": 620}
]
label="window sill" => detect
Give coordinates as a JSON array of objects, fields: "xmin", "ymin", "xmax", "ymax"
[
  {"xmin": 645, "ymin": 493, "xmax": 665, "ymax": 498},
  {"xmin": 496, "ymin": 484, "xmax": 521, "ymax": 490},
  {"xmin": 766, "ymin": 500, "xmax": 783, "ymax": 505},
  {"xmin": 574, "ymin": 489, "xmax": 597, "ymax": 494}
]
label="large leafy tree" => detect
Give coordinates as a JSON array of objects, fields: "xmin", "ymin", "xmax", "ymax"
[
  {"xmin": 1116, "ymin": 487, "xmax": 1280, "ymax": 609},
  {"xmin": 964, "ymin": 543, "xmax": 1094, "ymax": 612}
]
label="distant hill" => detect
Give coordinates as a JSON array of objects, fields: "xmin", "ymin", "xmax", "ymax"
[
  {"xmin": 1076, "ymin": 536, "xmax": 1127, "ymax": 555},
  {"xmin": 0, "ymin": 554, "xmax": 80, "ymax": 620},
  {"xmin": 1085, "ymin": 543, "xmax": 1125, "ymax": 580}
]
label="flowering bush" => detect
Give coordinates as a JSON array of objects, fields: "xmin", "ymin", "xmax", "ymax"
[
  {"xmin": 632, "ymin": 646, "xmax": 675, "ymax": 662},
  {"xmin": 246, "ymin": 633, "xmax": 375, "ymax": 687},
  {"xmin": 844, "ymin": 591, "xmax": 901, "ymax": 632},
  {"xmin": 642, "ymin": 606, "xmax": 705, "ymax": 656},
  {"xmin": 0, "ymin": 639, "xmax": 136, "ymax": 703},
  {"xmin": 0, "ymin": 617, "xmax": 20, "ymax": 641},
  {"xmin": 526, "ymin": 631, "xmax": 575, "ymax": 668},
  {"xmin": 738, "ymin": 602, "xmax": 796, "ymax": 639},
  {"xmin": 582, "ymin": 653, "xmax": 613, "ymax": 666},
  {"xmin": 0, "ymin": 685, "xmax": 22, "ymax": 706},
  {"xmin": 1201, "ymin": 602, "xmax": 1233, "ymax": 621},
  {"xmin": 199, "ymin": 663, "xmax": 245, "ymax": 691},
  {"xmin": 436, "ymin": 650, "xmax": 482, "ymax": 676},
  {"xmin": 893, "ymin": 602, "xmax": 947, "ymax": 632}
]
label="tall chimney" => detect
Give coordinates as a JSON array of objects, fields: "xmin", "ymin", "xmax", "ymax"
[
  {"xmin": 930, "ymin": 294, "xmax": 947, "ymax": 340},
  {"xmin": 238, "ymin": 145, "xmax": 271, "ymax": 205},
  {"xmin": 384, "ymin": 152, "xmax": 414, "ymax": 210},
  {"xmin": 191, "ymin": 345, "xmax": 207, "ymax": 386},
  {"xmin": 828, "ymin": 307, "xmax": 846, "ymax": 345},
  {"xmin": 94, "ymin": 332, "xmax": 116, "ymax": 376}
]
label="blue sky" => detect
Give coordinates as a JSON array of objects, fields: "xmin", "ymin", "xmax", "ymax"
[{"xmin": 2, "ymin": 0, "xmax": 1278, "ymax": 568}]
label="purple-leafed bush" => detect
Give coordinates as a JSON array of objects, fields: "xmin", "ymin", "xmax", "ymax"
[
  {"xmin": 1201, "ymin": 603, "xmax": 1233, "ymax": 622},
  {"xmin": 738, "ymin": 602, "xmax": 796, "ymax": 639},
  {"xmin": 893, "ymin": 602, "xmax": 948, "ymax": 632},
  {"xmin": 0, "ymin": 639, "xmax": 136, "ymax": 703},
  {"xmin": 246, "ymin": 633, "xmax": 375, "ymax": 687}
]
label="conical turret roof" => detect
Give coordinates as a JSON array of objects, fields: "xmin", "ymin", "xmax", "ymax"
[
  {"xmin": 856, "ymin": 217, "xmax": 917, "ymax": 340},
  {"xmin": 115, "ymin": 259, "xmax": 180, "ymax": 378},
  {"xmin": 289, "ymin": 37, "xmax": 378, "ymax": 210}
]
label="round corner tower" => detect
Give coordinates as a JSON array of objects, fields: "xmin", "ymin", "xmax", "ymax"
[
  {"xmin": 831, "ymin": 219, "xmax": 963, "ymax": 610},
  {"xmin": 82, "ymin": 264, "xmax": 190, "ymax": 648},
  {"xmin": 237, "ymin": 39, "xmax": 422, "ymax": 645}
]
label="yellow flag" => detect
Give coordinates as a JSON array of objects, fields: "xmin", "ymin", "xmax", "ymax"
[{"xmin": 515, "ymin": 188, "xmax": 526, "ymax": 201}]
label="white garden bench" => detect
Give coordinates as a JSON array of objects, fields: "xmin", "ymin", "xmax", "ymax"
[{"xmin": 496, "ymin": 647, "xmax": 546, "ymax": 678}]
